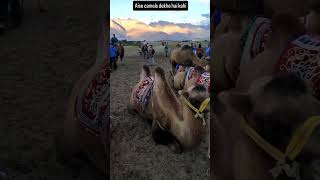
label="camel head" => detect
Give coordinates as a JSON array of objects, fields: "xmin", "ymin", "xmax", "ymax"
[
  {"xmin": 179, "ymin": 84, "xmax": 210, "ymax": 115},
  {"xmin": 177, "ymin": 45, "xmax": 197, "ymax": 67},
  {"xmin": 214, "ymin": 73, "xmax": 320, "ymax": 180}
]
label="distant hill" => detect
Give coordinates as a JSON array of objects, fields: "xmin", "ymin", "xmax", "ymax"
[{"xmin": 110, "ymin": 18, "xmax": 209, "ymax": 41}]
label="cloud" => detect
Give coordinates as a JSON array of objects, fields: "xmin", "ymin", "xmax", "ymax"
[
  {"xmin": 110, "ymin": 18, "xmax": 209, "ymax": 41},
  {"xmin": 196, "ymin": 0, "xmax": 210, "ymax": 6},
  {"xmin": 201, "ymin": 13, "xmax": 210, "ymax": 18}
]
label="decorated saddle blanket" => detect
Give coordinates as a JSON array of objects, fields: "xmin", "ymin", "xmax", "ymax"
[
  {"xmin": 184, "ymin": 67, "xmax": 210, "ymax": 92},
  {"xmin": 133, "ymin": 76, "xmax": 154, "ymax": 111},
  {"xmin": 240, "ymin": 17, "xmax": 272, "ymax": 66},
  {"xmin": 76, "ymin": 60, "xmax": 110, "ymax": 137},
  {"xmin": 185, "ymin": 67, "xmax": 196, "ymax": 81},
  {"xmin": 275, "ymin": 34, "xmax": 320, "ymax": 98},
  {"xmin": 196, "ymin": 72, "xmax": 211, "ymax": 92}
]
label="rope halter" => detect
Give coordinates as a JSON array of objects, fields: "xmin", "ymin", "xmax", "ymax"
[
  {"xmin": 181, "ymin": 94, "xmax": 210, "ymax": 126},
  {"xmin": 241, "ymin": 115, "xmax": 320, "ymax": 179}
]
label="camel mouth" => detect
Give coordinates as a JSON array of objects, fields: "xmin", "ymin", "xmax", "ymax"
[{"xmin": 181, "ymin": 85, "xmax": 210, "ymax": 113}]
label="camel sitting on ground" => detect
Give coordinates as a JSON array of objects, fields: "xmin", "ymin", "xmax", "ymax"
[
  {"xmin": 213, "ymin": 73, "xmax": 320, "ymax": 180},
  {"xmin": 128, "ymin": 65, "xmax": 210, "ymax": 153},
  {"xmin": 55, "ymin": 27, "xmax": 109, "ymax": 175}
]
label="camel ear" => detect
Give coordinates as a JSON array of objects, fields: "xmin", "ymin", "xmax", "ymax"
[{"xmin": 218, "ymin": 91, "xmax": 252, "ymax": 116}]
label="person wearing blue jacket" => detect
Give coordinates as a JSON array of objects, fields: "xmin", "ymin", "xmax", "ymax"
[
  {"xmin": 110, "ymin": 44, "xmax": 118, "ymax": 70},
  {"xmin": 206, "ymin": 43, "xmax": 211, "ymax": 58}
]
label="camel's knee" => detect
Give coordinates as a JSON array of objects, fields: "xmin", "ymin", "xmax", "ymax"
[{"xmin": 151, "ymin": 122, "xmax": 182, "ymax": 153}]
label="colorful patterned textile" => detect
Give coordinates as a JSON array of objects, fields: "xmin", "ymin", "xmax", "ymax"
[
  {"xmin": 240, "ymin": 17, "xmax": 272, "ymax": 65},
  {"xmin": 76, "ymin": 60, "xmax": 110, "ymax": 137},
  {"xmin": 133, "ymin": 76, "xmax": 154, "ymax": 111},
  {"xmin": 196, "ymin": 72, "xmax": 210, "ymax": 92},
  {"xmin": 275, "ymin": 34, "xmax": 320, "ymax": 98},
  {"xmin": 185, "ymin": 67, "xmax": 196, "ymax": 81}
]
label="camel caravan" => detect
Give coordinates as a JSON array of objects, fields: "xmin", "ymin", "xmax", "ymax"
[
  {"xmin": 127, "ymin": 41, "xmax": 211, "ymax": 154},
  {"xmin": 212, "ymin": 0, "xmax": 320, "ymax": 179}
]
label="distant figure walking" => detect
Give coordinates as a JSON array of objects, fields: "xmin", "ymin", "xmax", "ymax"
[
  {"xmin": 193, "ymin": 44, "xmax": 197, "ymax": 55},
  {"xmin": 111, "ymin": 34, "xmax": 118, "ymax": 46},
  {"xmin": 196, "ymin": 43, "xmax": 203, "ymax": 59},
  {"xmin": 142, "ymin": 44, "xmax": 148, "ymax": 59},
  {"xmin": 119, "ymin": 42, "xmax": 124, "ymax": 63},
  {"xmin": 110, "ymin": 44, "xmax": 117, "ymax": 70},
  {"xmin": 206, "ymin": 43, "xmax": 211, "ymax": 58},
  {"xmin": 164, "ymin": 42, "xmax": 169, "ymax": 57},
  {"xmin": 148, "ymin": 45, "xmax": 156, "ymax": 66}
]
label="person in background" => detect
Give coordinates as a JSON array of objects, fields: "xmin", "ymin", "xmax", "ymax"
[
  {"xmin": 111, "ymin": 34, "xmax": 118, "ymax": 46},
  {"xmin": 197, "ymin": 43, "xmax": 203, "ymax": 59},
  {"xmin": 116, "ymin": 43, "xmax": 120, "ymax": 62},
  {"xmin": 205, "ymin": 43, "xmax": 211, "ymax": 62},
  {"xmin": 193, "ymin": 44, "xmax": 197, "ymax": 55},
  {"xmin": 148, "ymin": 45, "xmax": 156, "ymax": 66},
  {"xmin": 119, "ymin": 42, "xmax": 124, "ymax": 64},
  {"xmin": 164, "ymin": 42, "xmax": 169, "ymax": 58},
  {"xmin": 206, "ymin": 43, "xmax": 211, "ymax": 58},
  {"xmin": 109, "ymin": 44, "xmax": 117, "ymax": 70}
]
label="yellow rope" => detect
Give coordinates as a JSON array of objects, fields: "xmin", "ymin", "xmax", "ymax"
[
  {"xmin": 241, "ymin": 116, "xmax": 320, "ymax": 164},
  {"xmin": 182, "ymin": 96, "xmax": 210, "ymax": 126}
]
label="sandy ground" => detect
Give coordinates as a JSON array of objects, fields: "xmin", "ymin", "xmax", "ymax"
[
  {"xmin": 110, "ymin": 44, "xmax": 209, "ymax": 180},
  {"xmin": 0, "ymin": 0, "xmax": 105, "ymax": 179}
]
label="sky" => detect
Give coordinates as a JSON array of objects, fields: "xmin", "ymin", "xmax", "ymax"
[{"xmin": 110, "ymin": 0, "xmax": 210, "ymax": 26}]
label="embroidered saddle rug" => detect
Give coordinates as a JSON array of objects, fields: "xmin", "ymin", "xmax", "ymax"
[
  {"xmin": 241, "ymin": 17, "xmax": 272, "ymax": 66},
  {"xmin": 275, "ymin": 33, "xmax": 320, "ymax": 98},
  {"xmin": 196, "ymin": 72, "xmax": 211, "ymax": 92},
  {"xmin": 185, "ymin": 67, "xmax": 210, "ymax": 92},
  {"xmin": 76, "ymin": 60, "xmax": 110, "ymax": 138},
  {"xmin": 133, "ymin": 76, "xmax": 154, "ymax": 111},
  {"xmin": 185, "ymin": 67, "xmax": 196, "ymax": 81}
]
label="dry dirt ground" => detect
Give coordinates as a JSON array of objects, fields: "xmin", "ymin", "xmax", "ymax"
[
  {"xmin": 110, "ymin": 43, "xmax": 209, "ymax": 180},
  {"xmin": 0, "ymin": 0, "xmax": 105, "ymax": 179}
]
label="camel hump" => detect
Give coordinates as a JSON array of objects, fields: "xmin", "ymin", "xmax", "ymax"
[
  {"xmin": 143, "ymin": 64, "xmax": 151, "ymax": 76},
  {"xmin": 271, "ymin": 12, "xmax": 305, "ymax": 35},
  {"xmin": 181, "ymin": 44, "xmax": 192, "ymax": 51},
  {"xmin": 155, "ymin": 67, "xmax": 166, "ymax": 80}
]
